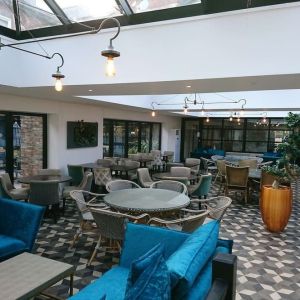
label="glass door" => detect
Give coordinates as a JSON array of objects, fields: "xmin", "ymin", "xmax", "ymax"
[{"xmin": 113, "ymin": 121, "xmax": 126, "ymax": 157}]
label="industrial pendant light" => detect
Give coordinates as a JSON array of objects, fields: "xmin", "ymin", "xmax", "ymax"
[{"xmin": 51, "ymin": 53, "xmax": 65, "ymax": 92}]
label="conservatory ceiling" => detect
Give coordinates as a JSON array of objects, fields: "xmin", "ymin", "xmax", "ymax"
[{"xmin": 0, "ymin": 0, "xmax": 299, "ymax": 40}]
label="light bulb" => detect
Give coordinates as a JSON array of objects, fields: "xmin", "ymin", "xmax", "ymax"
[
  {"xmin": 201, "ymin": 109, "xmax": 205, "ymax": 116},
  {"xmin": 151, "ymin": 110, "xmax": 156, "ymax": 117},
  {"xmin": 105, "ymin": 57, "xmax": 116, "ymax": 77},
  {"xmin": 54, "ymin": 78, "xmax": 63, "ymax": 92},
  {"xmin": 184, "ymin": 107, "xmax": 188, "ymax": 114},
  {"xmin": 240, "ymin": 109, "xmax": 244, "ymax": 116},
  {"xmin": 263, "ymin": 117, "xmax": 267, "ymax": 123},
  {"xmin": 206, "ymin": 117, "xmax": 210, "ymax": 123},
  {"xmin": 229, "ymin": 116, "xmax": 233, "ymax": 121},
  {"xmin": 237, "ymin": 117, "xmax": 240, "ymax": 122}
]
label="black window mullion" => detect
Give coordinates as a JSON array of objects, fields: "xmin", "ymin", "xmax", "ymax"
[
  {"xmin": 125, "ymin": 121, "xmax": 129, "ymax": 157},
  {"xmin": 138, "ymin": 123, "xmax": 142, "ymax": 153},
  {"xmin": 149, "ymin": 123, "xmax": 153, "ymax": 151}
]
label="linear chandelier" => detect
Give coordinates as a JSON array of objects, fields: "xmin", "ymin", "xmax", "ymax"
[
  {"xmin": 0, "ymin": 17, "xmax": 121, "ymax": 92},
  {"xmin": 151, "ymin": 94, "xmax": 247, "ymax": 117}
]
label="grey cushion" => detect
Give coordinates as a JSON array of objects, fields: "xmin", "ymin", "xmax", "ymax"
[{"xmin": 9, "ymin": 187, "xmax": 29, "ymax": 200}]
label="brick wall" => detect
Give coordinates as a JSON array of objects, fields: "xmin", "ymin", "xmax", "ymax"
[{"xmin": 20, "ymin": 115, "xmax": 43, "ymax": 176}]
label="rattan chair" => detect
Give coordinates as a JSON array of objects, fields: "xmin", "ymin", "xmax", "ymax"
[
  {"xmin": 69, "ymin": 190, "xmax": 107, "ymax": 248},
  {"xmin": 29, "ymin": 180, "xmax": 60, "ymax": 222},
  {"xmin": 0, "ymin": 173, "xmax": 29, "ymax": 200},
  {"xmin": 188, "ymin": 174, "xmax": 212, "ymax": 198},
  {"xmin": 214, "ymin": 160, "xmax": 227, "ymax": 184},
  {"xmin": 187, "ymin": 196, "xmax": 232, "ymax": 222},
  {"xmin": 63, "ymin": 171, "xmax": 93, "ymax": 210},
  {"xmin": 150, "ymin": 180, "xmax": 187, "ymax": 194},
  {"xmin": 225, "ymin": 166, "xmax": 249, "ymax": 203},
  {"xmin": 88, "ymin": 208, "xmax": 149, "ymax": 265},
  {"xmin": 201, "ymin": 157, "xmax": 217, "ymax": 174},
  {"xmin": 239, "ymin": 159, "xmax": 258, "ymax": 169},
  {"xmin": 93, "ymin": 167, "xmax": 112, "ymax": 191},
  {"xmin": 106, "ymin": 180, "xmax": 141, "ymax": 193},
  {"xmin": 137, "ymin": 168, "xmax": 154, "ymax": 188},
  {"xmin": 148, "ymin": 209, "xmax": 209, "ymax": 233}
]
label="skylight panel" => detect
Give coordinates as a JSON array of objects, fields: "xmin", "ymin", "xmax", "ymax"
[
  {"xmin": 127, "ymin": 0, "xmax": 201, "ymax": 13},
  {"xmin": 0, "ymin": 0, "xmax": 16, "ymax": 30},
  {"xmin": 55, "ymin": 0, "xmax": 121, "ymax": 23},
  {"xmin": 18, "ymin": 0, "xmax": 62, "ymax": 30}
]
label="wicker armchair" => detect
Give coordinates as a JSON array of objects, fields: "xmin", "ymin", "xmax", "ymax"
[
  {"xmin": 137, "ymin": 168, "xmax": 154, "ymax": 188},
  {"xmin": 88, "ymin": 208, "xmax": 150, "ymax": 265},
  {"xmin": 69, "ymin": 190, "xmax": 107, "ymax": 248},
  {"xmin": 186, "ymin": 196, "xmax": 232, "ymax": 222},
  {"xmin": 106, "ymin": 180, "xmax": 141, "ymax": 193},
  {"xmin": 225, "ymin": 166, "xmax": 249, "ymax": 203},
  {"xmin": 93, "ymin": 167, "xmax": 112, "ymax": 191},
  {"xmin": 238, "ymin": 159, "xmax": 258, "ymax": 169},
  {"xmin": 148, "ymin": 209, "xmax": 209, "ymax": 233},
  {"xmin": 150, "ymin": 180, "xmax": 187, "ymax": 194}
]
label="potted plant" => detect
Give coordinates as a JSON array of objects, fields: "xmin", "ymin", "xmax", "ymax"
[
  {"xmin": 260, "ymin": 112, "xmax": 300, "ymax": 232},
  {"xmin": 260, "ymin": 163, "xmax": 292, "ymax": 232}
]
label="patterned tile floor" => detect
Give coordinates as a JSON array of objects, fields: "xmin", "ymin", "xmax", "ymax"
[{"xmin": 33, "ymin": 185, "xmax": 300, "ymax": 299}]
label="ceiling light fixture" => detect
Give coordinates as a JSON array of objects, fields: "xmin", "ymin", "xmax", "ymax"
[
  {"xmin": 183, "ymin": 97, "xmax": 188, "ymax": 114},
  {"xmin": 239, "ymin": 99, "xmax": 246, "ymax": 117},
  {"xmin": 229, "ymin": 113, "xmax": 233, "ymax": 122},
  {"xmin": 151, "ymin": 103, "xmax": 156, "ymax": 117},
  {"xmin": 201, "ymin": 101, "xmax": 205, "ymax": 116},
  {"xmin": 51, "ymin": 53, "xmax": 65, "ymax": 92},
  {"xmin": 206, "ymin": 116, "xmax": 210, "ymax": 123},
  {"xmin": 0, "ymin": 17, "xmax": 122, "ymax": 85}
]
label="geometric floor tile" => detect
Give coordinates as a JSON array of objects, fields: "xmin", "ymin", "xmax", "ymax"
[{"xmin": 32, "ymin": 183, "xmax": 300, "ymax": 299}]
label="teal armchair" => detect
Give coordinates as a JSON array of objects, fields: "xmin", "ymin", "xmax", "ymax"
[
  {"xmin": 67, "ymin": 165, "xmax": 84, "ymax": 186},
  {"xmin": 0, "ymin": 198, "xmax": 45, "ymax": 261},
  {"xmin": 188, "ymin": 174, "xmax": 212, "ymax": 198}
]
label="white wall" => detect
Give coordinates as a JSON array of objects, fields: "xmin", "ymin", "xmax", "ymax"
[
  {"xmin": 0, "ymin": 94, "xmax": 181, "ymax": 173},
  {"xmin": 1, "ymin": 3, "xmax": 300, "ymax": 87}
]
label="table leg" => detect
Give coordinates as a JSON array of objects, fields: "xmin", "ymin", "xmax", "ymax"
[{"xmin": 70, "ymin": 273, "xmax": 74, "ymax": 296}]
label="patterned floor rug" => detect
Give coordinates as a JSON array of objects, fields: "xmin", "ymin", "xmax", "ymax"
[{"xmin": 33, "ymin": 184, "xmax": 300, "ymax": 300}]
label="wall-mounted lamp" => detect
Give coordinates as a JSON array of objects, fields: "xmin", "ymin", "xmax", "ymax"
[{"xmin": 51, "ymin": 53, "xmax": 65, "ymax": 92}]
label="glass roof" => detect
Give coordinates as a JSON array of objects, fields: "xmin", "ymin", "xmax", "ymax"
[
  {"xmin": 0, "ymin": 0, "xmax": 297, "ymax": 40},
  {"xmin": 128, "ymin": 0, "xmax": 201, "ymax": 13}
]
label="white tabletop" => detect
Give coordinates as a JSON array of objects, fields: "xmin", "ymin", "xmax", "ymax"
[{"xmin": 104, "ymin": 188, "xmax": 190, "ymax": 213}]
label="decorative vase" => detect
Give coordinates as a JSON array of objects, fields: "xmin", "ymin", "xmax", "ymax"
[{"xmin": 260, "ymin": 185, "xmax": 292, "ymax": 233}]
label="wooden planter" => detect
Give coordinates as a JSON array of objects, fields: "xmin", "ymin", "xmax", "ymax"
[{"xmin": 260, "ymin": 185, "xmax": 292, "ymax": 233}]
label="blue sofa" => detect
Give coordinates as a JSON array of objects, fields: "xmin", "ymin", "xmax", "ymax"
[
  {"xmin": 191, "ymin": 148, "xmax": 225, "ymax": 159},
  {"xmin": 70, "ymin": 220, "xmax": 236, "ymax": 300},
  {"xmin": 0, "ymin": 197, "xmax": 45, "ymax": 261}
]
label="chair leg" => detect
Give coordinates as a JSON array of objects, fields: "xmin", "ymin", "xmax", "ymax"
[
  {"xmin": 71, "ymin": 221, "xmax": 83, "ymax": 248},
  {"xmin": 87, "ymin": 235, "xmax": 102, "ymax": 266}
]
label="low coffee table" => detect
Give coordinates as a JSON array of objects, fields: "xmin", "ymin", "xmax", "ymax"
[{"xmin": 0, "ymin": 252, "xmax": 75, "ymax": 300}]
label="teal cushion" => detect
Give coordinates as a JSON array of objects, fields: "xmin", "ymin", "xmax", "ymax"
[
  {"xmin": 127, "ymin": 243, "xmax": 164, "ymax": 286},
  {"xmin": 120, "ymin": 223, "xmax": 188, "ymax": 268},
  {"xmin": 217, "ymin": 239, "xmax": 233, "ymax": 254},
  {"xmin": 0, "ymin": 234, "xmax": 27, "ymax": 261},
  {"xmin": 125, "ymin": 246, "xmax": 170, "ymax": 300},
  {"xmin": 68, "ymin": 267, "xmax": 129, "ymax": 300},
  {"xmin": 166, "ymin": 220, "xmax": 220, "ymax": 299}
]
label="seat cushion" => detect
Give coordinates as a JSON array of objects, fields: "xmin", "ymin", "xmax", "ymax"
[
  {"xmin": 69, "ymin": 267, "xmax": 129, "ymax": 300},
  {"xmin": 166, "ymin": 220, "xmax": 220, "ymax": 299},
  {"xmin": 0, "ymin": 234, "xmax": 27, "ymax": 261},
  {"xmin": 125, "ymin": 247, "xmax": 170, "ymax": 300},
  {"xmin": 9, "ymin": 188, "xmax": 29, "ymax": 200}
]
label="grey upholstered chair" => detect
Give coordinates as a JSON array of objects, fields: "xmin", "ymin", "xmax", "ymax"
[
  {"xmin": 38, "ymin": 169, "xmax": 61, "ymax": 176},
  {"xmin": 88, "ymin": 208, "xmax": 149, "ymax": 265},
  {"xmin": 69, "ymin": 190, "xmax": 107, "ymax": 248},
  {"xmin": 124, "ymin": 160, "xmax": 140, "ymax": 181},
  {"xmin": 29, "ymin": 180, "xmax": 60, "ymax": 222},
  {"xmin": 137, "ymin": 168, "xmax": 153, "ymax": 188},
  {"xmin": 150, "ymin": 180, "xmax": 187, "ymax": 195},
  {"xmin": 148, "ymin": 209, "xmax": 209, "ymax": 233},
  {"xmin": 0, "ymin": 173, "xmax": 29, "ymax": 200},
  {"xmin": 150, "ymin": 150, "xmax": 165, "ymax": 171},
  {"xmin": 185, "ymin": 158, "xmax": 201, "ymax": 176},
  {"xmin": 63, "ymin": 171, "xmax": 93, "ymax": 211},
  {"xmin": 96, "ymin": 159, "xmax": 116, "ymax": 168},
  {"xmin": 106, "ymin": 180, "xmax": 141, "ymax": 193},
  {"xmin": 170, "ymin": 166, "xmax": 191, "ymax": 177}
]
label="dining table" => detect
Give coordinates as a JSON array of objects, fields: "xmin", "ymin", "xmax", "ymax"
[
  {"xmin": 248, "ymin": 169, "xmax": 262, "ymax": 180},
  {"xmin": 152, "ymin": 172, "xmax": 197, "ymax": 184},
  {"xmin": 104, "ymin": 188, "xmax": 190, "ymax": 214},
  {"xmin": 18, "ymin": 175, "xmax": 72, "ymax": 184}
]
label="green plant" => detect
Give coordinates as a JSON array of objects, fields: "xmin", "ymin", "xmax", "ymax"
[
  {"xmin": 277, "ymin": 112, "xmax": 300, "ymax": 179},
  {"xmin": 262, "ymin": 163, "xmax": 289, "ymax": 188}
]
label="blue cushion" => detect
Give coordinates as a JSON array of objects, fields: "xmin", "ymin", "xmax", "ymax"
[
  {"xmin": 166, "ymin": 220, "xmax": 220, "ymax": 299},
  {"xmin": 0, "ymin": 234, "xmax": 27, "ymax": 261},
  {"xmin": 69, "ymin": 267, "xmax": 129, "ymax": 300},
  {"xmin": 127, "ymin": 243, "xmax": 165, "ymax": 286},
  {"xmin": 124, "ymin": 248, "xmax": 170, "ymax": 300},
  {"xmin": 217, "ymin": 239, "xmax": 233, "ymax": 254},
  {"xmin": 120, "ymin": 223, "xmax": 188, "ymax": 268}
]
